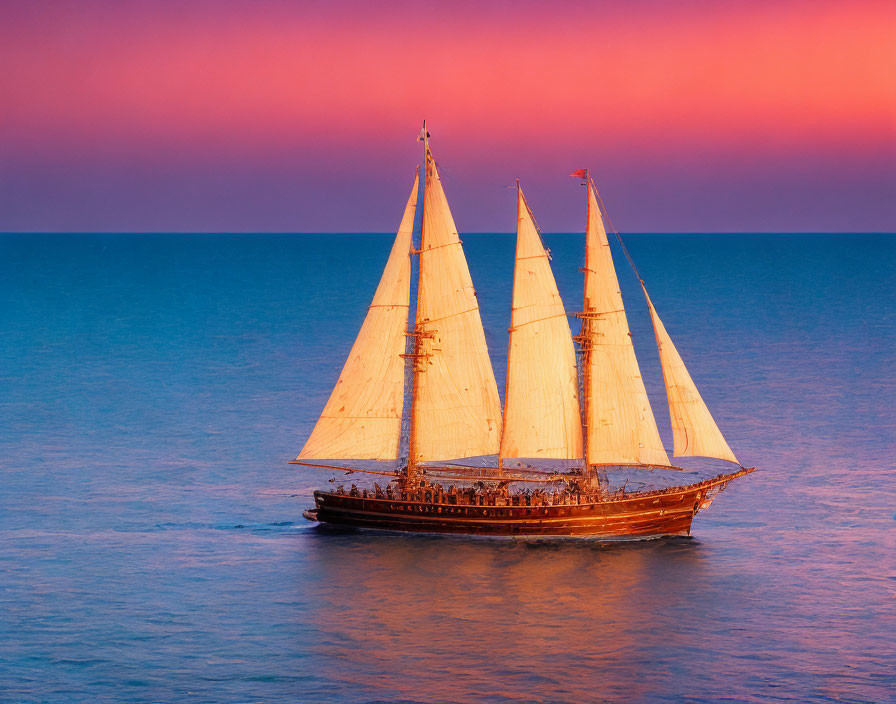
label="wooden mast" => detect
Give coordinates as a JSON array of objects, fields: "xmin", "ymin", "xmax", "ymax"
[
  {"xmin": 404, "ymin": 120, "xmax": 428, "ymax": 485},
  {"xmin": 576, "ymin": 169, "xmax": 593, "ymax": 472},
  {"xmin": 497, "ymin": 180, "xmax": 523, "ymax": 473}
]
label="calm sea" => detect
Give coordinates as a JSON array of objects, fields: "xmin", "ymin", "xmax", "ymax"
[{"xmin": 0, "ymin": 233, "xmax": 893, "ymax": 704}]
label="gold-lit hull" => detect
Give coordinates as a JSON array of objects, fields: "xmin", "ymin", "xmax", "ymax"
[{"xmin": 303, "ymin": 468, "xmax": 753, "ymax": 539}]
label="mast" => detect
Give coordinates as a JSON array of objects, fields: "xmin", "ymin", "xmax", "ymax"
[
  {"xmin": 497, "ymin": 180, "xmax": 522, "ymax": 473},
  {"xmin": 405, "ymin": 120, "xmax": 429, "ymax": 484},
  {"xmin": 576, "ymin": 170, "xmax": 593, "ymax": 470}
]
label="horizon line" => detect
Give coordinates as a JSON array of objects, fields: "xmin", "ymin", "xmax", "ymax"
[{"xmin": 2, "ymin": 231, "xmax": 895, "ymax": 236}]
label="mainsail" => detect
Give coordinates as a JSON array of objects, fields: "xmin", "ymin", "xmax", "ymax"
[
  {"xmin": 297, "ymin": 173, "xmax": 418, "ymax": 461},
  {"xmin": 500, "ymin": 185, "xmax": 583, "ymax": 461},
  {"xmin": 581, "ymin": 182, "xmax": 671, "ymax": 467},
  {"xmin": 410, "ymin": 146, "xmax": 502, "ymax": 463},
  {"xmin": 641, "ymin": 286, "xmax": 740, "ymax": 464}
]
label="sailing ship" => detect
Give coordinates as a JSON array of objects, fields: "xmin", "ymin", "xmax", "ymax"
[{"xmin": 293, "ymin": 124, "xmax": 753, "ymax": 538}]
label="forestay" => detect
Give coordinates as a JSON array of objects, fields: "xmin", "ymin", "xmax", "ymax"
[{"xmin": 297, "ymin": 173, "xmax": 418, "ymax": 460}]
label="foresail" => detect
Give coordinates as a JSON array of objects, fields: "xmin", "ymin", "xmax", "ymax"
[
  {"xmin": 642, "ymin": 286, "xmax": 740, "ymax": 464},
  {"xmin": 582, "ymin": 184, "xmax": 670, "ymax": 467},
  {"xmin": 297, "ymin": 173, "xmax": 418, "ymax": 460},
  {"xmin": 501, "ymin": 187, "xmax": 582, "ymax": 460},
  {"xmin": 412, "ymin": 148, "xmax": 502, "ymax": 462}
]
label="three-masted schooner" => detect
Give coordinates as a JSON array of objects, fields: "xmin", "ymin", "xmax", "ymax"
[{"xmin": 293, "ymin": 125, "xmax": 753, "ymax": 538}]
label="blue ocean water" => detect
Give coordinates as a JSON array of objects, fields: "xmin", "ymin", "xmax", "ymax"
[{"xmin": 0, "ymin": 232, "xmax": 893, "ymax": 704}]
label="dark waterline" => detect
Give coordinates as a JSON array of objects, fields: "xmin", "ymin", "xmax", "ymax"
[{"xmin": 1, "ymin": 233, "xmax": 894, "ymax": 703}]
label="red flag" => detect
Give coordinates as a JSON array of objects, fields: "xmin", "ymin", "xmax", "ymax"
[{"xmin": 569, "ymin": 169, "xmax": 588, "ymax": 179}]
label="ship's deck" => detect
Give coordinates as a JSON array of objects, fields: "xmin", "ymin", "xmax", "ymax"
[{"xmin": 304, "ymin": 467, "xmax": 754, "ymax": 538}]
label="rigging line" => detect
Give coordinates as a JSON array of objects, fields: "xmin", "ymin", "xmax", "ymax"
[
  {"xmin": 508, "ymin": 311, "xmax": 570, "ymax": 331},
  {"xmin": 288, "ymin": 460, "xmax": 399, "ymax": 477},
  {"xmin": 314, "ymin": 415, "xmax": 401, "ymax": 420},
  {"xmin": 416, "ymin": 240, "xmax": 463, "ymax": 254},
  {"xmin": 519, "ymin": 186, "xmax": 552, "ymax": 255},
  {"xmin": 419, "ymin": 305, "xmax": 481, "ymax": 325},
  {"xmin": 590, "ymin": 178, "xmax": 645, "ymax": 284}
]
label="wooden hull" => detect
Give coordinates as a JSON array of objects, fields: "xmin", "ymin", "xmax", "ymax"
[{"xmin": 304, "ymin": 470, "xmax": 752, "ymax": 539}]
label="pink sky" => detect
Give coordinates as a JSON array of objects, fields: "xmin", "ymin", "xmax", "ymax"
[{"xmin": 1, "ymin": 0, "xmax": 894, "ymax": 232}]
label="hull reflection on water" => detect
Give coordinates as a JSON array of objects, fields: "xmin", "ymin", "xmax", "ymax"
[{"xmin": 304, "ymin": 531, "xmax": 711, "ymax": 703}]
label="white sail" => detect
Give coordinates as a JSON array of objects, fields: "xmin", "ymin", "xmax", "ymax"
[
  {"xmin": 500, "ymin": 186, "xmax": 583, "ymax": 460},
  {"xmin": 297, "ymin": 173, "xmax": 418, "ymax": 460},
  {"xmin": 582, "ymin": 183, "xmax": 671, "ymax": 467},
  {"xmin": 642, "ymin": 286, "xmax": 740, "ymax": 464},
  {"xmin": 411, "ymin": 147, "xmax": 502, "ymax": 462}
]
